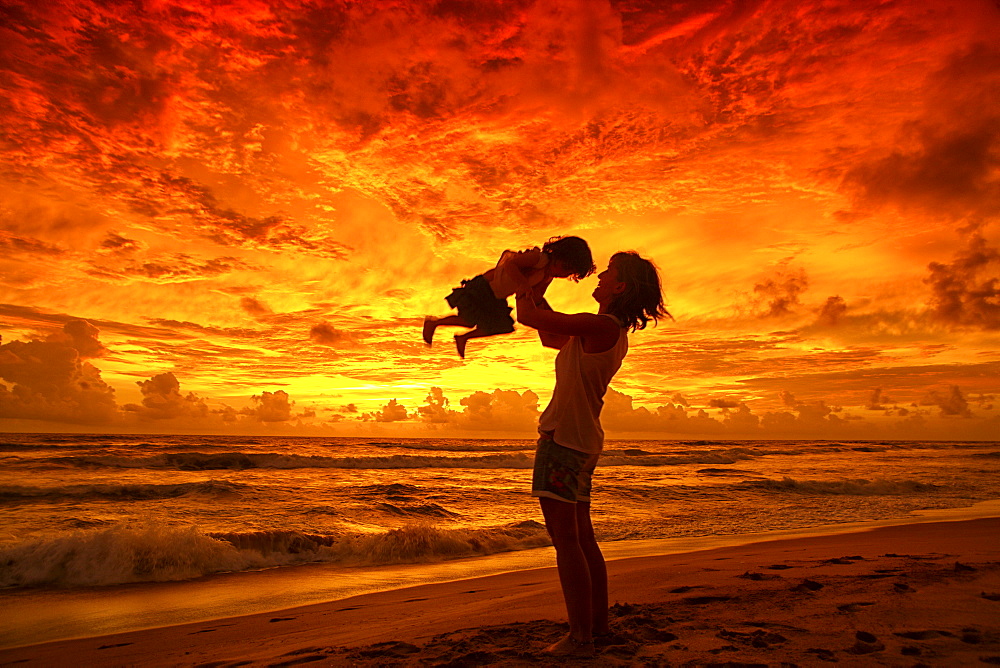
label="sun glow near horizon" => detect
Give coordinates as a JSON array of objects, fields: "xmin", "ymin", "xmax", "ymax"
[{"xmin": 1, "ymin": 0, "xmax": 998, "ymax": 440}]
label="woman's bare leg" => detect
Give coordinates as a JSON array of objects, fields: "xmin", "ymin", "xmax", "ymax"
[
  {"xmin": 540, "ymin": 497, "xmax": 593, "ymax": 644},
  {"xmin": 576, "ymin": 502, "xmax": 609, "ymax": 635}
]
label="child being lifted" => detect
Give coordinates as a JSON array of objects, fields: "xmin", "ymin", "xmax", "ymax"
[{"xmin": 423, "ymin": 236, "xmax": 595, "ymax": 358}]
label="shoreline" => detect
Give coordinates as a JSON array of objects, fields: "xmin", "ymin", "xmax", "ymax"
[
  {"xmin": 2, "ymin": 514, "xmax": 998, "ymax": 666},
  {"xmin": 3, "ymin": 500, "xmax": 1000, "ymax": 651}
]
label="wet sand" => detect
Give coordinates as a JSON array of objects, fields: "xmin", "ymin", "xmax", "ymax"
[{"xmin": 2, "ymin": 518, "xmax": 998, "ymax": 666}]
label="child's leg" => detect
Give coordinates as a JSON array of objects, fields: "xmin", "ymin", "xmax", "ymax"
[
  {"xmin": 454, "ymin": 328, "xmax": 496, "ymax": 359},
  {"xmin": 423, "ymin": 315, "xmax": 472, "ymax": 345}
]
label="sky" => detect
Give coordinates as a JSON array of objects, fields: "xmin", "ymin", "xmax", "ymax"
[{"xmin": 1, "ymin": 0, "xmax": 998, "ymax": 440}]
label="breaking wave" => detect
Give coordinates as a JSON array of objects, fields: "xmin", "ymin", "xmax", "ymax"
[
  {"xmin": 46, "ymin": 448, "xmax": 770, "ymax": 471},
  {"xmin": 0, "ymin": 520, "xmax": 550, "ymax": 588},
  {"xmin": 739, "ymin": 477, "xmax": 940, "ymax": 495},
  {"xmin": 0, "ymin": 480, "xmax": 248, "ymax": 504}
]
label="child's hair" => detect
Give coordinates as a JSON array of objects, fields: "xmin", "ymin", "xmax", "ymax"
[
  {"xmin": 607, "ymin": 251, "xmax": 672, "ymax": 332},
  {"xmin": 542, "ymin": 235, "xmax": 596, "ymax": 281}
]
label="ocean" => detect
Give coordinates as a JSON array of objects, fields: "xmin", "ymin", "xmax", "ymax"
[{"xmin": 1, "ymin": 433, "xmax": 998, "ymax": 647}]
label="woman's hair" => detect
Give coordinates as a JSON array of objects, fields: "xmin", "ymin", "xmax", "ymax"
[
  {"xmin": 607, "ymin": 251, "xmax": 672, "ymax": 332},
  {"xmin": 542, "ymin": 235, "xmax": 596, "ymax": 281}
]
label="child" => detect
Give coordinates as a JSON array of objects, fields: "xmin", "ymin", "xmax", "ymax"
[{"xmin": 423, "ymin": 236, "xmax": 596, "ymax": 358}]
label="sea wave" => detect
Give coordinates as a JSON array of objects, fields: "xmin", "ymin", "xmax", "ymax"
[
  {"xmin": 0, "ymin": 480, "xmax": 248, "ymax": 503},
  {"xmin": 0, "ymin": 520, "xmax": 550, "ymax": 588},
  {"xmin": 367, "ymin": 441, "xmax": 534, "ymax": 452},
  {"xmin": 738, "ymin": 477, "xmax": 940, "ymax": 495},
  {"xmin": 45, "ymin": 448, "xmax": 773, "ymax": 471}
]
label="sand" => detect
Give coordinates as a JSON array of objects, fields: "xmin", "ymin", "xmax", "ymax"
[{"xmin": 2, "ymin": 518, "xmax": 998, "ymax": 667}]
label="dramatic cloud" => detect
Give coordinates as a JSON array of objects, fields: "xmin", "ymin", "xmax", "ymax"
[
  {"xmin": 366, "ymin": 398, "xmax": 408, "ymax": 423},
  {"xmin": 925, "ymin": 233, "xmax": 1000, "ymax": 330},
  {"xmin": 753, "ymin": 266, "xmax": 808, "ymax": 318},
  {"xmin": 244, "ymin": 390, "xmax": 293, "ymax": 422},
  {"xmin": 0, "ymin": 0, "xmax": 997, "ymax": 438},
  {"xmin": 0, "ymin": 321, "xmax": 117, "ymax": 424},
  {"xmin": 921, "ymin": 385, "xmax": 972, "ymax": 418},
  {"xmin": 124, "ymin": 372, "xmax": 209, "ymax": 420}
]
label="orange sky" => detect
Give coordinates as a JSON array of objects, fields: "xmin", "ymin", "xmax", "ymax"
[{"xmin": 1, "ymin": 0, "xmax": 998, "ymax": 439}]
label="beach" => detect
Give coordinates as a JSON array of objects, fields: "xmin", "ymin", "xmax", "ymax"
[{"xmin": 2, "ymin": 517, "xmax": 998, "ymax": 666}]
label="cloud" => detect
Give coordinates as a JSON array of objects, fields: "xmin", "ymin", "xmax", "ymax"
[
  {"xmin": 86, "ymin": 252, "xmax": 255, "ymax": 284},
  {"xmin": 239, "ymin": 297, "xmax": 272, "ymax": 316},
  {"xmin": 921, "ymin": 385, "xmax": 973, "ymax": 418},
  {"xmin": 244, "ymin": 390, "xmax": 293, "ymax": 422},
  {"xmin": 925, "ymin": 233, "xmax": 1000, "ymax": 330},
  {"xmin": 753, "ymin": 266, "xmax": 808, "ymax": 318},
  {"xmin": 97, "ymin": 232, "xmax": 143, "ymax": 255},
  {"xmin": 416, "ymin": 386, "xmax": 455, "ymax": 424},
  {"xmin": 410, "ymin": 386, "xmax": 540, "ymax": 431},
  {"xmin": 0, "ymin": 231, "xmax": 65, "ymax": 257},
  {"xmin": 47, "ymin": 319, "xmax": 108, "ymax": 359},
  {"xmin": 817, "ymin": 295, "xmax": 847, "ymax": 327},
  {"xmin": 0, "ymin": 320, "xmax": 117, "ymax": 424},
  {"xmin": 866, "ymin": 387, "xmax": 890, "ymax": 411},
  {"xmin": 602, "ymin": 388, "xmax": 723, "ymax": 435},
  {"xmin": 309, "ymin": 321, "xmax": 351, "ymax": 346},
  {"xmin": 123, "ymin": 372, "xmax": 209, "ymax": 420},
  {"xmin": 456, "ymin": 388, "xmax": 540, "ymax": 431},
  {"xmin": 842, "ymin": 42, "xmax": 1000, "ymax": 221},
  {"xmin": 708, "ymin": 398, "xmax": 741, "ymax": 408},
  {"xmin": 365, "ymin": 398, "xmax": 408, "ymax": 423}
]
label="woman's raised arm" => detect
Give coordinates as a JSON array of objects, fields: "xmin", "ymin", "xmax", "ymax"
[{"xmin": 515, "ymin": 292, "xmax": 618, "ymax": 351}]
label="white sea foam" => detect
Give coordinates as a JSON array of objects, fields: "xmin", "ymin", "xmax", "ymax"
[
  {"xmin": 0, "ymin": 480, "xmax": 247, "ymax": 502},
  {"xmin": 0, "ymin": 520, "xmax": 550, "ymax": 588}
]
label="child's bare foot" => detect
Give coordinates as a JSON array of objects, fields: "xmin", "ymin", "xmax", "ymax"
[
  {"xmin": 543, "ymin": 634, "xmax": 594, "ymax": 656},
  {"xmin": 422, "ymin": 317, "xmax": 436, "ymax": 346},
  {"xmin": 454, "ymin": 334, "xmax": 467, "ymax": 359}
]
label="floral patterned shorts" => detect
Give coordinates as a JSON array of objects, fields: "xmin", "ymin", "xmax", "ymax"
[{"xmin": 531, "ymin": 434, "xmax": 599, "ymax": 503}]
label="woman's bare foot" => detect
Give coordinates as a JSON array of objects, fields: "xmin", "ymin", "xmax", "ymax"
[
  {"xmin": 422, "ymin": 317, "xmax": 436, "ymax": 346},
  {"xmin": 454, "ymin": 334, "xmax": 467, "ymax": 359},
  {"xmin": 543, "ymin": 634, "xmax": 594, "ymax": 656}
]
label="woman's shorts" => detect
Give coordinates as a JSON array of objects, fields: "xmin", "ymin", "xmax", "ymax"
[
  {"xmin": 531, "ymin": 434, "xmax": 599, "ymax": 503},
  {"xmin": 445, "ymin": 274, "xmax": 515, "ymax": 335}
]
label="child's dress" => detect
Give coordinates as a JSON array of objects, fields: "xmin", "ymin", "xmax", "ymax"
[{"xmin": 445, "ymin": 248, "xmax": 550, "ymax": 335}]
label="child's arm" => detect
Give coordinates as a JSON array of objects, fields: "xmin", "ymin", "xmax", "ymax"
[
  {"xmin": 504, "ymin": 247, "xmax": 544, "ymax": 270},
  {"xmin": 515, "ymin": 290, "xmax": 569, "ymax": 349}
]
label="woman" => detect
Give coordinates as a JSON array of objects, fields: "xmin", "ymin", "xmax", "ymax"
[{"xmin": 515, "ymin": 251, "xmax": 669, "ymax": 656}]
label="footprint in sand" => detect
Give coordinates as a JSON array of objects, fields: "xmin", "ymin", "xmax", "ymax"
[
  {"xmin": 894, "ymin": 630, "xmax": 955, "ymax": 640},
  {"xmin": 670, "ymin": 585, "xmax": 705, "ymax": 593},
  {"xmin": 683, "ymin": 595, "xmax": 733, "ymax": 605},
  {"xmin": 806, "ymin": 647, "xmax": 837, "ymax": 662},
  {"xmin": 791, "ymin": 579, "xmax": 823, "ymax": 592},
  {"xmin": 825, "ymin": 556, "xmax": 864, "ymax": 564},
  {"xmin": 848, "ymin": 631, "xmax": 884, "ymax": 655},
  {"xmin": 737, "ymin": 571, "xmax": 782, "ymax": 581}
]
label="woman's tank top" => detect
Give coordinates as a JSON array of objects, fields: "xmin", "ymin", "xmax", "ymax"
[{"xmin": 537, "ymin": 314, "xmax": 628, "ymax": 454}]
